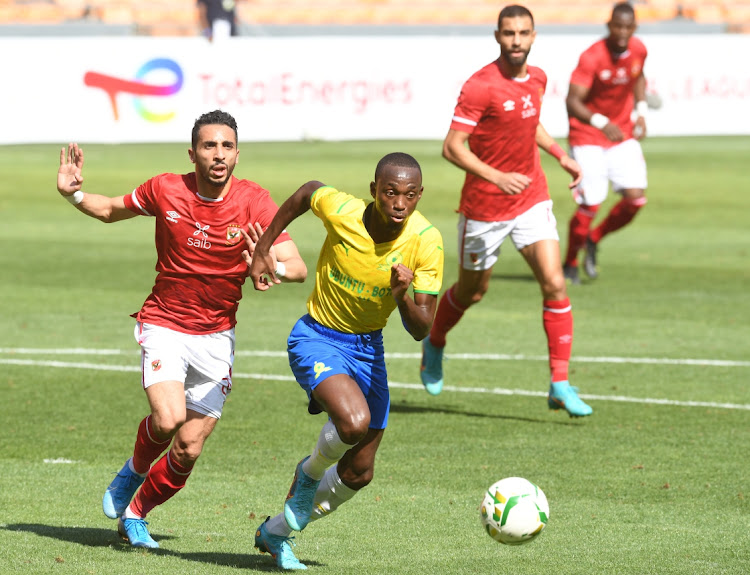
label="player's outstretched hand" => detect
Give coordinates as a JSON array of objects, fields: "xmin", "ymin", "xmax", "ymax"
[
  {"xmin": 243, "ymin": 223, "xmax": 280, "ymax": 291},
  {"xmin": 560, "ymin": 156, "xmax": 583, "ymax": 189},
  {"xmin": 58, "ymin": 143, "xmax": 84, "ymax": 197},
  {"xmin": 390, "ymin": 263, "xmax": 414, "ymax": 302},
  {"xmin": 495, "ymin": 171, "xmax": 532, "ymax": 195}
]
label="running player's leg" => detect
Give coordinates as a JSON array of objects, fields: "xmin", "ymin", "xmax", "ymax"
[
  {"xmin": 422, "ymin": 215, "xmax": 501, "ymax": 393},
  {"xmin": 564, "ymin": 146, "xmax": 608, "ymax": 279},
  {"xmin": 588, "ymin": 140, "xmax": 648, "ymax": 274}
]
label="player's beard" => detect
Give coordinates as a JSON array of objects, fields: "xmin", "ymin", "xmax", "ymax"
[
  {"xmin": 502, "ymin": 48, "xmax": 530, "ymax": 68},
  {"xmin": 201, "ymin": 162, "xmax": 235, "ymax": 188}
]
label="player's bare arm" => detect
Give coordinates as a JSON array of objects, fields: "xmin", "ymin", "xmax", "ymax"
[
  {"xmin": 391, "ymin": 264, "xmax": 436, "ymax": 341},
  {"xmin": 566, "ymin": 84, "xmax": 623, "ymax": 143},
  {"xmin": 57, "ymin": 143, "xmax": 137, "ymax": 223},
  {"xmin": 535, "ymin": 124, "xmax": 582, "ymax": 189},
  {"xmin": 633, "ymin": 74, "xmax": 648, "ymax": 140},
  {"xmin": 248, "ymin": 179, "xmax": 323, "ymax": 290},
  {"xmin": 443, "ymin": 129, "xmax": 531, "ymax": 195},
  {"xmin": 241, "ymin": 222, "xmax": 306, "ymax": 283}
]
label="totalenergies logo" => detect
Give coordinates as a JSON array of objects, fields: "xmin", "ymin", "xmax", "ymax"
[{"xmin": 84, "ymin": 58, "xmax": 184, "ymax": 122}]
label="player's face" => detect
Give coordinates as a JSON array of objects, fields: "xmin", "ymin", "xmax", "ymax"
[
  {"xmin": 607, "ymin": 12, "xmax": 637, "ymax": 54},
  {"xmin": 495, "ymin": 16, "xmax": 536, "ymax": 69},
  {"xmin": 369, "ymin": 165, "xmax": 423, "ymax": 233},
  {"xmin": 189, "ymin": 124, "xmax": 239, "ymax": 189}
]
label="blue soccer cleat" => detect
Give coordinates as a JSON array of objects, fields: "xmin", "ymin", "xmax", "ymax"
[
  {"xmin": 420, "ymin": 336, "xmax": 444, "ymax": 395},
  {"xmin": 284, "ymin": 456, "xmax": 321, "ymax": 532},
  {"xmin": 103, "ymin": 460, "xmax": 146, "ymax": 519},
  {"xmin": 548, "ymin": 380, "xmax": 593, "ymax": 417},
  {"xmin": 117, "ymin": 517, "xmax": 159, "ymax": 549},
  {"xmin": 255, "ymin": 517, "xmax": 307, "ymax": 570}
]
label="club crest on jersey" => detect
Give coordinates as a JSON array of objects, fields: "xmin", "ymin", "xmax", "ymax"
[
  {"xmin": 378, "ymin": 250, "xmax": 403, "ymax": 271},
  {"xmin": 226, "ymin": 224, "xmax": 243, "ymax": 245},
  {"xmin": 151, "ymin": 359, "xmax": 162, "ymax": 372}
]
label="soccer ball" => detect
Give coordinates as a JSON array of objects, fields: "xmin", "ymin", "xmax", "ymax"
[{"xmin": 480, "ymin": 477, "xmax": 549, "ymax": 545}]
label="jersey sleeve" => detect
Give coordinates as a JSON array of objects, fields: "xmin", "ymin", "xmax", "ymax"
[
  {"xmin": 450, "ymin": 75, "xmax": 491, "ymax": 134},
  {"xmin": 310, "ymin": 185, "xmax": 350, "ymax": 221},
  {"xmin": 569, "ymin": 50, "xmax": 597, "ymax": 90},
  {"xmin": 412, "ymin": 225, "xmax": 444, "ymax": 295},
  {"xmin": 123, "ymin": 176, "xmax": 159, "ymax": 216}
]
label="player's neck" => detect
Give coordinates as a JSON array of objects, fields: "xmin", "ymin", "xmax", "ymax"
[
  {"xmin": 197, "ymin": 178, "xmax": 232, "ymax": 200},
  {"xmin": 498, "ymin": 58, "xmax": 527, "ymax": 79},
  {"xmin": 363, "ymin": 202, "xmax": 401, "ymax": 244}
]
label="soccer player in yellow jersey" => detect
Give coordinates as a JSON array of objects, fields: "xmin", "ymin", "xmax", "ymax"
[{"xmin": 247, "ymin": 152, "xmax": 443, "ymax": 570}]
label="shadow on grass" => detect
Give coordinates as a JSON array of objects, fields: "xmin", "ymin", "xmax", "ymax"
[
  {"xmin": 2, "ymin": 523, "xmax": 323, "ymax": 570},
  {"xmin": 389, "ymin": 401, "xmax": 581, "ymax": 426}
]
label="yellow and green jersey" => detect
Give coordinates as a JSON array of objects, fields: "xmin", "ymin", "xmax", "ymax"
[{"xmin": 307, "ymin": 186, "xmax": 444, "ymax": 334}]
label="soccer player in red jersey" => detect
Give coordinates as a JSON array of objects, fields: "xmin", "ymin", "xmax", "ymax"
[
  {"xmin": 56, "ymin": 110, "xmax": 307, "ymax": 549},
  {"xmin": 563, "ymin": 2, "xmax": 649, "ymax": 283},
  {"xmin": 419, "ymin": 5, "xmax": 593, "ymax": 417}
]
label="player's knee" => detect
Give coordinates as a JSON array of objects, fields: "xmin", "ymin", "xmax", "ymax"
[
  {"xmin": 336, "ymin": 413, "xmax": 370, "ymax": 445},
  {"xmin": 151, "ymin": 414, "xmax": 185, "ymax": 438},
  {"xmin": 542, "ymin": 276, "xmax": 567, "ymax": 300},
  {"xmin": 170, "ymin": 438, "xmax": 203, "ymax": 466},
  {"xmin": 339, "ymin": 463, "xmax": 375, "ymax": 491}
]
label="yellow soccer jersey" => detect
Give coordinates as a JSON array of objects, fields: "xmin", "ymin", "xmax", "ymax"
[{"xmin": 307, "ymin": 186, "xmax": 443, "ymax": 334}]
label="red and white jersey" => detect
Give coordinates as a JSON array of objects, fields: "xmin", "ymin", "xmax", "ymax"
[
  {"xmin": 568, "ymin": 37, "xmax": 648, "ymax": 148},
  {"xmin": 450, "ymin": 60, "xmax": 549, "ymax": 222},
  {"xmin": 123, "ymin": 173, "xmax": 291, "ymax": 335}
]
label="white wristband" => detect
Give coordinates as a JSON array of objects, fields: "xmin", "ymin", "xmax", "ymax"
[
  {"xmin": 590, "ymin": 113, "xmax": 610, "ymax": 130},
  {"xmin": 636, "ymin": 100, "xmax": 649, "ymax": 118},
  {"xmin": 65, "ymin": 191, "xmax": 84, "ymax": 205},
  {"xmin": 274, "ymin": 261, "xmax": 286, "ymax": 278}
]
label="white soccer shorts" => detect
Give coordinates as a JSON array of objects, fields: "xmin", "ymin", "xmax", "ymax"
[
  {"xmin": 570, "ymin": 139, "xmax": 648, "ymax": 206},
  {"xmin": 134, "ymin": 322, "xmax": 234, "ymax": 419},
  {"xmin": 459, "ymin": 200, "xmax": 559, "ymax": 271}
]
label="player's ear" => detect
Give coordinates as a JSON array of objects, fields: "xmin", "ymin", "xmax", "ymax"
[
  {"xmin": 188, "ymin": 148, "xmax": 195, "ymax": 163},
  {"xmin": 370, "ymin": 181, "xmax": 376, "ymax": 198}
]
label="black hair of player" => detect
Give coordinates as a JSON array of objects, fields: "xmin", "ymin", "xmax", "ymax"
[{"xmin": 191, "ymin": 109, "xmax": 239, "ymax": 149}]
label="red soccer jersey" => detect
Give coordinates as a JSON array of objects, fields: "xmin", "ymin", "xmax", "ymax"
[
  {"xmin": 450, "ymin": 60, "xmax": 549, "ymax": 222},
  {"xmin": 123, "ymin": 173, "xmax": 291, "ymax": 334},
  {"xmin": 568, "ymin": 37, "xmax": 648, "ymax": 148}
]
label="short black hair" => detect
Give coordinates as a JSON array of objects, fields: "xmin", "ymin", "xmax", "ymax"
[
  {"xmin": 498, "ymin": 4, "xmax": 534, "ymax": 29},
  {"xmin": 191, "ymin": 109, "xmax": 238, "ymax": 149},
  {"xmin": 611, "ymin": 1, "xmax": 635, "ymax": 20},
  {"xmin": 374, "ymin": 152, "xmax": 422, "ymax": 181}
]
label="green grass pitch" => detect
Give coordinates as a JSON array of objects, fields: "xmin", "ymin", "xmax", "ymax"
[{"xmin": 1, "ymin": 136, "xmax": 748, "ymax": 574}]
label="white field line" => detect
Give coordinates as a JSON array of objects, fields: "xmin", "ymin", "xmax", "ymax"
[
  {"xmin": 1, "ymin": 347, "xmax": 749, "ymax": 367},
  {"xmin": 1, "ymin": 354, "xmax": 749, "ymax": 411}
]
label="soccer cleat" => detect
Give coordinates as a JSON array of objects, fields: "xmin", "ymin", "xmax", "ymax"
[
  {"xmin": 583, "ymin": 237, "xmax": 599, "ymax": 279},
  {"xmin": 420, "ymin": 336, "xmax": 444, "ymax": 395},
  {"xmin": 255, "ymin": 517, "xmax": 307, "ymax": 570},
  {"xmin": 548, "ymin": 381, "xmax": 593, "ymax": 418},
  {"xmin": 103, "ymin": 460, "xmax": 146, "ymax": 519},
  {"xmin": 284, "ymin": 456, "xmax": 321, "ymax": 531},
  {"xmin": 118, "ymin": 517, "xmax": 159, "ymax": 549},
  {"xmin": 563, "ymin": 264, "xmax": 581, "ymax": 285}
]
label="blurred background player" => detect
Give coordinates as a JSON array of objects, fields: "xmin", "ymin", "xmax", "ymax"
[
  {"xmin": 56, "ymin": 110, "xmax": 306, "ymax": 548},
  {"xmin": 419, "ymin": 4, "xmax": 593, "ymax": 418},
  {"xmin": 563, "ymin": 1, "xmax": 649, "ymax": 283},
  {"xmin": 197, "ymin": 0, "xmax": 238, "ymax": 42},
  {"xmin": 247, "ymin": 153, "xmax": 443, "ymax": 570}
]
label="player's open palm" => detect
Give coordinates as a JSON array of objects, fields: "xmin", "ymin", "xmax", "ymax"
[
  {"xmin": 390, "ymin": 264, "xmax": 413, "ymax": 302},
  {"xmin": 495, "ymin": 171, "xmax": 532, "ymax": 195},
  {"xmin": 58, "ymin": 143, "xmax": 84, "ymax": 196}
]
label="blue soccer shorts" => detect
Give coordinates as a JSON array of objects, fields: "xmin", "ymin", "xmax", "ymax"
[{"xmin": 287, "ymin": 314, "xmax": 390, "ymax": 429}]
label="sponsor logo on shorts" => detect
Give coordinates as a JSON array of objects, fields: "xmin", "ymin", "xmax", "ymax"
[
  {"xmin": 151, "ymin": 359, "xmax": 162, "ymax": 371},
  {"xmin": 313, "ymin": 361, "xmax": 332, "ymax": 379}
]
